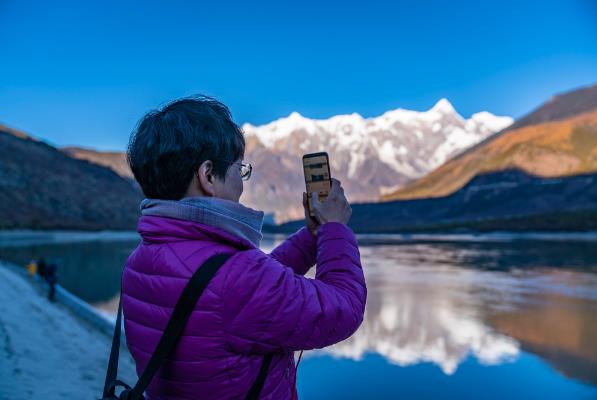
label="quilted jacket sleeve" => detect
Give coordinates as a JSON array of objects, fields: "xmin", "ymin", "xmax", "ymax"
[
  {"xmin": 223, "ymin": 222, "xmax": 367, "ymax": 354},
  {"xmin": 268, "ymin": 226, "xmax": 317, "ymax": 276}
]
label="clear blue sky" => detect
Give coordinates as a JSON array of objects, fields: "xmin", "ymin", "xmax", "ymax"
[{"xmin": 1, "ymin": 0, "xmax": 596, "ymax": 150}]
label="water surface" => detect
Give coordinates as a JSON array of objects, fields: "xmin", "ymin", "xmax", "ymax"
[{"xmin": 1, "ymin": 231, "xmax": 596, "ymax": 399}]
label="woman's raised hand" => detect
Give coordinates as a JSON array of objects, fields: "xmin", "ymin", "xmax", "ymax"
[{"xmin": 310, "ymin": 178, "xmax": 352, "ymax": 225}]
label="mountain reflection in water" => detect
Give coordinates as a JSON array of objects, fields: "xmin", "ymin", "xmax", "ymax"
[
  {"xmin": 296, "ymin": 240, "xmax": 597, "ymax": 387},
  {"xmin": 308, "ymin": 244, "xmax": 520, "ymax": 375}
]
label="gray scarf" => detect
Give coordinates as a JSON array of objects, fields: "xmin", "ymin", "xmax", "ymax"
[{"xmin": 140, "ymin": 196, "xmax": 265, "ymax": 247}]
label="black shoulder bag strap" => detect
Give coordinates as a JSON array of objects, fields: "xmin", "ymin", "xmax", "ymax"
[{"xmin": 101, "ymin": 253, "xmax": 274, "ymax": 400}]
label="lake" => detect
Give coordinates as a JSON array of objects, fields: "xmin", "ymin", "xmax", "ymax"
[{"xmin": 1, "ymin": 230, "xmax": 596, "ymax": 399}]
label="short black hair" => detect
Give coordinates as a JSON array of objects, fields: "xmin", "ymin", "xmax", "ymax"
[{"xmin": 127, "ymin": 95, "xmax": 245, "ymax": 200}]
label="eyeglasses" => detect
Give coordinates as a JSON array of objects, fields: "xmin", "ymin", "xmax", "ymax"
[
  {"xmin": 214, "ymin": 159, "xmax": 253, "ymax": 181},
  {"xmin": 195, "ymin": 159, "xmax": 252, "ymax": 181}
]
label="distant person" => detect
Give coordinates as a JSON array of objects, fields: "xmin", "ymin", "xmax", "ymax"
[
  {"xmin": 121, "ymin": 96, "xmax": 367, "ymax": 399},
  {"xmin": 45, "ymin": 262, "xmax": 58, "ymax": 301},
  {"xmin": 26, "ymin": 259, "xmax": 37, "ymax": 278},
  {"xmin": 37, "ymin": 257, "xmax": 47, "ymax": 280}
]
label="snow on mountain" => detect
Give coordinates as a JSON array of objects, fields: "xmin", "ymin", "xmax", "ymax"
[
  {"xmin": 243, "ymin": 99, "xmax": 512, "ymax": 176},
  {"xmin": 468, "ymin": 111, "xmax": 515, "ymax": 133},
  {"xmin": 240, "ymin": 99, "xmax": 513, "ymax": 223}
]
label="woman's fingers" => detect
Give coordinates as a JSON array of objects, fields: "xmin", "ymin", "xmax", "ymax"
[
  {"xmin": 329, "ymin": 178, "xmax": 341, "ymax": 196},
  {"xmin": 307, "ymin": 179, "xmax": 351, "ymax": 225},
  {"xmin": 311, "ymin": 191, "xmax": 321, "ymax": 208}
]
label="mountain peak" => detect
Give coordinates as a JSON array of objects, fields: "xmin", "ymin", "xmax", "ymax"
[
  {"xmin": 430, "ymin": 98, "xmax": 456, "ymax": 114},
  {"xmin": 287, "ymin": 111, "xmax": 305, "ymax": 120},
  {"xmin": 509, "ymin": 82, "xmax": 597, "ymax": 130},
  {"xmin": 469, "ymin": 112, "xmax": 514, "ymax": 132}
]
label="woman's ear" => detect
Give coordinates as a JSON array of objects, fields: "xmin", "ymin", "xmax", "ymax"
[{"xmin": 197, "ymin": 160, "xmax": 216, "ymax": 196}]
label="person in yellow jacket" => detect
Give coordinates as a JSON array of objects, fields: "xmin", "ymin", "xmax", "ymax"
[{"xmin": 26, "ymin": 259, "xmax": 37, "ymax": 278}]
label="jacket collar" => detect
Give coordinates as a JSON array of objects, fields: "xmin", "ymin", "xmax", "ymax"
[{"xmin": 139, "ymin": 196, "xmax": 265, "ymax": 248}]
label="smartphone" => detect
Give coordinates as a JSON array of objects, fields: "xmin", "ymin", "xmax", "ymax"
[{"xmin": 303, "ymin": 152, "xmax": 332, "ymax": 218}]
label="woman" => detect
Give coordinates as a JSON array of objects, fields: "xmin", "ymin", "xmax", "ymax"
[{"xmin": 122, "ymin": 96, "xmax": 367, "ymax": 399}]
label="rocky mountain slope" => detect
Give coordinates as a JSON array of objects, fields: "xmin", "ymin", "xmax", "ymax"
[
  {"xmin": 0, "ymin": 124, "xmax": 142, "ymax": 230},
  {"xmin": 383, "ymin": 84, "xmax": 597, "ymax": 201},
  {"xmin": 63, "ymin": 146, "xmax": 133, "ymax": 180}
]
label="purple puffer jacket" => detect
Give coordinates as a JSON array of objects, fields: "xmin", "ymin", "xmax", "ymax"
[{"xmin": 122, "ymin": 215, "xmax": 367, "ymax": 399}]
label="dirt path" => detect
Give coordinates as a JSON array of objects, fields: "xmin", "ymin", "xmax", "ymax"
[{"xmin": 0, "ymin": 262, "xmax": 137, "ymax": 399}]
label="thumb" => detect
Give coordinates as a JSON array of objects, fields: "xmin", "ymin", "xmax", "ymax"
[{"xmin": 310, "ymin": 191, "xmax": 321, "ymax": 208}]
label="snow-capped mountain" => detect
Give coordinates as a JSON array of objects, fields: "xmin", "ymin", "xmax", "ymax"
[{"xmin": 240, "ymin": 99, "xmax": 513, "ymax": 223}]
